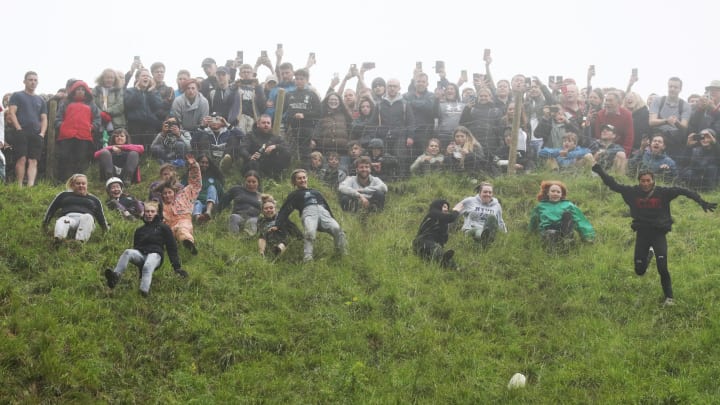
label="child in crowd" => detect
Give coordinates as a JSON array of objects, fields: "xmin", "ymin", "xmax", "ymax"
[
  {"xmin": 308, "ymin": 151, "xmax": 325, "ymax": 178},
  {"xmin": 322, "ymin": 151, "xmax": 347, "ymax": 189},
  {"xmin": 453, "ymin": 182, "xmax": 507, "ymax": 247},
  {"xmin": 345, "ymin": 141, "xmax": 365, "ymax": 175},
  {"xmin": 367, "ymin": 138, "xmax": 399, "ymax": 179},
  {"xmin": 275, "ymin": 169, "xmax": 348, "ymax": 262},
  {"xmin": 104, "ymin": 200, "xmax": 188, "ymax": 297},
  {"xmin": 410, "ymin": 137, "xmax": 445, "ymax": 175},
  {"xmin": 412, "ymin": 199, "xmax": 459, "ymax": 269},
  {"xmin": 105, "ymin": 177, "xmax": 144, "ymax": 220},
  {"xmin": 529, "ymin": 180, "xmax": 595, "ymax": 246},
  {"xmin": 538, "ymin": 132, "xmax": 594, "ymax": 171}
]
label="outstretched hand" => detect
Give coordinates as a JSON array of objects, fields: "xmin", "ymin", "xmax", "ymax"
[{"xmin": 701, "ymin": 201, "xmax": 717, "ymax": 213}]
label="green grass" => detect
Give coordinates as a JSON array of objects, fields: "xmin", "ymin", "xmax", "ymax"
[{"xmin": 2, "ymin": 164, "xmax": 720, "ymax": 403}]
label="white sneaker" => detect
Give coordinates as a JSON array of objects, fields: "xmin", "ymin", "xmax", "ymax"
[{"xmin": 663, "ymin": 298, "xmax": 675, "ymax": 306}]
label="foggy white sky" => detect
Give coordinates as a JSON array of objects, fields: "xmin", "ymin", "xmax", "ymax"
[{"xmin": 3, "ymin": 0, "xmax": 716, "ymax": 100}]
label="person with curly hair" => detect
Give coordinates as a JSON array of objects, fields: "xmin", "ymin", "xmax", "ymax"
[{"xmin": 528, "ymin": 180, "xmax": 595, "ymax": 245}]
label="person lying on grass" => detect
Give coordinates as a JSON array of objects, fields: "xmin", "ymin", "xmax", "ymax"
[{"xmin": 274, "ymin": 169, "xmax": 348, "ymax": 262}]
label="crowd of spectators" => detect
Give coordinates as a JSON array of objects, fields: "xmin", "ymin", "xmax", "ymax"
[{"xmin": 3, "ymin": 48, "xmax": 720, "ymax": 192}]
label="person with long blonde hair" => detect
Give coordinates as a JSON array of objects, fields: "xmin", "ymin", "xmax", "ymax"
[
  {"xmin": 43, "ymin": 174, "xmax": 109, "ymax": 243},
  {"xmin": 444, "ymin": 126, "xmax": 489, "ymax": 172}
]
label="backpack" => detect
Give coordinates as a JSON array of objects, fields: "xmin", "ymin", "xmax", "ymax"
[{"xmin": 656, "ymin": 96, "xmax": 685, "ymax": 120}]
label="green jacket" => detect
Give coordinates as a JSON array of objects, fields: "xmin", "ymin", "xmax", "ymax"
[{"xmin": 529, "ymin": 199, "xmax": 595, "ymax": 241}]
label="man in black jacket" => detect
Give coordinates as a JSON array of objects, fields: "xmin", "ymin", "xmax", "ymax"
[
  {"xmin": 592, "ymin": 163, "xmax": 716, "ymax": 305},
  {"xmin": 238, "ymin": 114, "xmax": 290, "ymax": 178},
  {"xmin": 104, "ymin": 201, "xmax": 187, "ymax": 296}
]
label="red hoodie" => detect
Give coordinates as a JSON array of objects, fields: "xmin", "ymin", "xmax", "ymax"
[{"xmin": 58, "ymin": 81, "xmax": 97, "ymax": 141}]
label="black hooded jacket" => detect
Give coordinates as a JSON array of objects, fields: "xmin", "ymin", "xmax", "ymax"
[
  {"xmin": 133, "ymin": 204, "xmax": 181, "ymax": 270},
  {"xmin": 413, "ymin": 199, "xmax": 459, "ymax": 245}
]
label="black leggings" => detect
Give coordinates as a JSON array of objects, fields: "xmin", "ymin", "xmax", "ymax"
[{"xmin": 634, "ymin": 228, "xmax": 672, "ymax": 299}]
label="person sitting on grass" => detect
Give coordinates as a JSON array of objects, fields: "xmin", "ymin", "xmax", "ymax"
[
  {"xmin": 218, "ymin": 170, "xmax": 262, "ymax": 236},
  {"xmin": 104, "ymin": 200, "xmax": 188, "ymax": 297},
  {"xmin": 412, "ymin": 199, "xmax": 459, "ymax": 269},
  {"xmin": 43, "ymin": 173, "xmax": 110, "ymax": 244},
  {"xmin": 528, "ymin": 180, "xmax": 595, "ymax": 246},
  {"xmin": 593, "ymin": 124, "xmax": 628, "ymax": 174},
  {"xmin": 592, "ymin": 163, "xmax": 717, "ymax": 306},
  {"xmin": 410, "ymin": 137, "xmax": 445, "ymax": 175},
  {"xmin": 257, "ymin": 194, "xmax": 302, "ymax": 258},
  {"xmin": 156, "ymin": 154, "xmax": 201, "ymax": 254},
  {"xmin": 94, "ymin": 128, "xmax": 145, "ymax": 184},
  {"xmin": 453, "ymin": 182, "xmax": 507, "ymax": 248},
  {"xmin": 105, "ymin": 177, "xmax": 144, "ymax": 221},
  {"xmin": 187, "ymin": 153, "xmax": 224, "ymax": 225},
  {"xmin": 338, "ymin": 156, "xmax": 388, "ymax": 213},
  {"xmin": 538, "ymin": 131, "xmax": 594, "ymax": 171},
  {"xmin": 274, "ymin": 169, "xmax": 348, "ymax": 262}
]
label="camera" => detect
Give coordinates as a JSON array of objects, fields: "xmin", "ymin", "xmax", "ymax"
[
  {"xmin": 693, "ymin": 133, "xmax": 704, "ymax": 141},
  {"xmin": 549, "ymin": 106, "xmax": 560, "ymax": 113},
  {"xmin": 362, "ymin": 62, "xmax": 375, "ymax": 70}
]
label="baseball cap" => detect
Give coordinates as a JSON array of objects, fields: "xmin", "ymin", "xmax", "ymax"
[{"xmin": 201, "ymin": 57, "xmax": 216, "ymax": 67}]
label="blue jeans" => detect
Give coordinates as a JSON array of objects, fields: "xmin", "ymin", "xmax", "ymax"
[
  {"xmin": 112, "ymin": 249, "xmax": 162, "ymax": 293},
  {"xmin": 192, "ymin": 185, "xmax": 218, "ymax": 216}
]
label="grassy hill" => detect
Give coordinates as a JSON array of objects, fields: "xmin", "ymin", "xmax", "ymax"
[{"xmin": 1, "ymin": 165, "xmax": 720, "ymax": 403}]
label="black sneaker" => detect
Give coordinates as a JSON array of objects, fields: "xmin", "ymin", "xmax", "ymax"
[
  {"xmin": 105, "ymin": 268, "xmax": 119, "ymax": 289},
  {"xmin": 440, "ymin": 249, "xmax": 455, "ymax": 268},
  {"xmin": 560, "ymin": 211, "xmax": 575, "ymax": 238},
  {"xmin": 183, "ymin": 240, "xmax": 198, "ymax": 255}
]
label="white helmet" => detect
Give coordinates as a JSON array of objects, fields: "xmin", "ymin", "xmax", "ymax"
[{"xmin": 105, "ymin": 177, "xmax": 124, "ymax": 189}]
